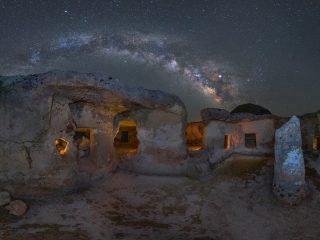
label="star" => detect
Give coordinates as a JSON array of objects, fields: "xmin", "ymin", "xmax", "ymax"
[{"xmin": 0, "ymin": 0, "xmax": 319, "ymax": 119}]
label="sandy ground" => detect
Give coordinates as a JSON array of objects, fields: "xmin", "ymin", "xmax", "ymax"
[{"xmin": 1, "ymin": 155, "xmax": 320, "ymax": 240}]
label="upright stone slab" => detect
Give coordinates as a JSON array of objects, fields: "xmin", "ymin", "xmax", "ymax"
[{"xmin": 273, "ymin": 116, "xmax": 306, "ymax": 204}]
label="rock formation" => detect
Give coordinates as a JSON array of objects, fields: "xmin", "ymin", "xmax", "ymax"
[
  {"xmin": 5, "ymin": 200, "xmax": 28, "ymax": 216},
  {"xmin": 0, "ymin": 71, "xmax": 187, "ymax": 196},
  {"xmin": 201, "ymin": 107, "xmax": 275, "ymax": 165},
  {"xmin": 201, "ymin": 107, "xmax": 274, "ymax": 123},
  {"xmin": 273, "ymin": 116, "xmax": 307, "ymax": 204},
  {"xmin": 0, "ymin": 191, "xmax": 11, "ymax": 206}
]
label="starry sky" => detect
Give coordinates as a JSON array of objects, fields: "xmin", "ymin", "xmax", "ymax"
[{"xmin": 0, "ymin": 0, "xmax": 319, "ymax": 120}]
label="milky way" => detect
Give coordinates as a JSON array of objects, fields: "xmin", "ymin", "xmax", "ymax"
[
  {"xmin": 0, "ymin": 31, "xmax": 246, "ymax": 119},
  {"xmin": 1, "ymin": 0, "xmax": 319, "ymax": 119}
]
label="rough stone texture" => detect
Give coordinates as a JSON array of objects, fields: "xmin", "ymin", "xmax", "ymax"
[
  {"xmin": 231, "ymin": 103, "xmax": 272, "ymax": 115},
  {"xmin": 5, "ymin": 200, "xmax": 28, "ymax": 216},
  {"xmin": 201, "ymin": 107, "xmax": 274, "ymax": 124},
  {"xmin": 273, "ymin": 116, "xmax": 307, "ymax": 205},
  {"xmin": 185, "ymin": 150, "xmax": 211, "ymax": 178},
  {"xmin": 0, "ymin": 191, "xmax": 11, "ymax": 206},
  {"xmin": 113, "ymin": 109, "xmax": 187, "ymax": 176},
  {"xmin": 0, "ymin": 71, "xmax": 187, "ymax": 196},
  {"xmin": 204, "ymin": 118, "xmax": 275, "ymax": 165},
  {"xmin": 201, "ymin": 108, "xmax": 231, "ymax": 122},
  {"xmin": 200, "ymin": 106, "xmax": 275, "ymax": 165},
  {"xmin": 185, "ymin": 122, "xmax": 204, "ymax": 150}
]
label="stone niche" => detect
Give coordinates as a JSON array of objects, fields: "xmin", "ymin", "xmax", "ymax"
[
  {"xmin": 113, "ymin": 120, "xmax": 139, "ymax": 156},
  {"xmin": 0, "ymin": 71, "xmax": 187, "ymax": 196},
  {"xmin": 185, "ymin": 122, "xmax": 204, "ymax": 152}
]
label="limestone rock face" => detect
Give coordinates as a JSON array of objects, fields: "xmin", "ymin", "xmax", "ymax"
[
  {"xmin": 273, "ymin": 116, "xmax": 306, "ymax": 204},
  {"xmin": 201, "ymin": 107, "xmax": 273, "ymax": 124},
  {"xmin": 0, "ymin": 71, "xmax": 187, "ymax": 196},
  {"xmin": 201, "ymin": 108, "xmax": 231, "ymax": 122},
  {"xmin": 0, "ymin": 191, "xmax": 11, "ymax": 206},
  {"xmin": 203, "ymin": 117, "xmax": 275, "ymax": 165},
  {"xmin": 5, "ymin": 200, "xmax": 28, "ymax": 216},
  {"xmin": 113, "ymin": 109, "xmax": 187, "ymax": 176}
]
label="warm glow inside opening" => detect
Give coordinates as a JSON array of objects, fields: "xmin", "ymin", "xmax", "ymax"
[
  {"xmin": 55, "ymin": 138, "xmax": 69, "ymax": 156},
  {"xmin": 114, "ymin": 120, "xmax": 139, "ymax": 156},
  {"xmin": 185, "ymin": 122, "xmax": 204, "ymax": 152},
  {"xmin": 224, "ymin": 134, "xmax": 231, "ymax": 150},
  {"xmin": 313, "ymin": 136, "xmax": 320, "ymax": 152}
]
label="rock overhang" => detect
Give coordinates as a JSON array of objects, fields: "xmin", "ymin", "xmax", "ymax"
[
  {"xmin": 0, "ymin": 70, "xmax": 187, "ymax": 117},
  {"xmin": 200, "ymin": 107, "xmax": 274, "ymax": 124}
]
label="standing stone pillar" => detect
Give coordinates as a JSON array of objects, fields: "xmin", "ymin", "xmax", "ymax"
[{"xmin": 273, "ymin": 116, "xmax": 307, "ymax": 204}]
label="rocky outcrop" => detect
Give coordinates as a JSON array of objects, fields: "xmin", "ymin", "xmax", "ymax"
[
  {"xmin": 201, "ymin": 108, "xmax": 231, "ymax": 122},
  {"xmin": 5, "ymin": 200, "xmax": 28, "ymax": 216},
  {"xmin": 201, "ymin": 107, "xmax": 273, "ymax": 124},
  {"xmin": 0, "ymin": 71, "xmax": 187, "ymax": 196},
  {"xmin": 113, "ymin": 109, "xmax": 187, "ymax": 176},
  {"xmin": 273, "ymin": 116, "xmax": 307, "ymax": 204},
  {"xmin": 0, "ymin": 191, "xmax": 11, "ymax": 206},
  {"xmin": 185, "ymin": 122, "xmax": 204, "ymax": 150},
  {"xmin": 201, "ymin": 106, "xmax": 275, "ymax": 165}
]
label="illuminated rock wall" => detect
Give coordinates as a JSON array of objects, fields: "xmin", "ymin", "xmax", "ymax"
[
  {"xmin": 113, "ymin": 108, "xmax": 188, "ymax": 176},
  {"xmin": 201, "ymin": 108, "xmax": 275, "ymax": 165},
  {"xmin": 185, "ymin": 122, "xmax": 204, "ymax": 151},
  {"xmin": 0, "ymin": 71, "xmax": 187, "ymax": 196}
]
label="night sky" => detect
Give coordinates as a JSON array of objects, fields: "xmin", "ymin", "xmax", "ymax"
[{"xmin": 0, "ymin": 0, "xmax": 319, "ymax": 120}]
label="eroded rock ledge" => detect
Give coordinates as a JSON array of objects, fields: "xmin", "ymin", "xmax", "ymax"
[{"xmin": 0, "ymin": 71, "xmax": 187, "ymax": 197}]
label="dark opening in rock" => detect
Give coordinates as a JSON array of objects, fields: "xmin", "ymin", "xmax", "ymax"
[
  {"xmin": 185, "ymin": 122, "xmax": 204, "ymax": 151},
  {"xmin": 245, "ymin": 133, "xmax": 257, "ymax": 148},
  {"xmin": 73, "ymin": 128, "xmax": 93, "ymax": 159},
  {"xmin": 54, "ymin": 138, "xmax": 69, "ymax": 156},
  {"xmin": 114, "ymin": 120, "xmax": 139, "ymax": 156}
]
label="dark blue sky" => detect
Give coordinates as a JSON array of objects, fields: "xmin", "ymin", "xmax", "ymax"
[{"xmin": 0, "ymin": 0, "xmax": 319, "ymax": 119}]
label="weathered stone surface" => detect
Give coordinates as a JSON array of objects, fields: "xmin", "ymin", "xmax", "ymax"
[
  {"xmin": 0, "ymin": 191, "xmax": 11, "ymax": 206},
  {"xmin": 200, "ymin": 105, "xmax": 276, "ymax": 165},
  {"xmin": 201, "ymin": 107, "xmax": 273, "ymax": 123},
  {"xmin": 5, "ymin": 200, "xmax": 28, "ymax": 216},
  {"xmin": 113, "ymin": 109, "xmax": 188, "ymax": 175},
  {"xmin": 186, "ymin": 151, "xmax": 211, "ymax": 179},
  {"xmin": 204, "ymin": 118, "xmax": 275, "ymax": 165},
  {"xmin": 185, "ymin": 122, "xmax": 204, "ymax": 150},
  {"xmin": 299, "ymin": 112, "xmax": 320, "ymax": 153},
  {"xmin": 0, "ymin": 71, "xmax": 188, "ymax": 196},
  {"xmin": 201, "ymin": 108, "xmax": 231, "ymax": 122},
  {"xmin": 273, "ymin": 116, "xmax": 306, "ymax": 204},
  {"xmin": 231, "ymin": 103, "xmax": 272, "ymax": 115}
]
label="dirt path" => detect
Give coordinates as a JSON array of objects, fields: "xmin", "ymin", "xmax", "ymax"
[{"xmin": 1, "ymin": 156, "xmax": 320, "ymax": 240}]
